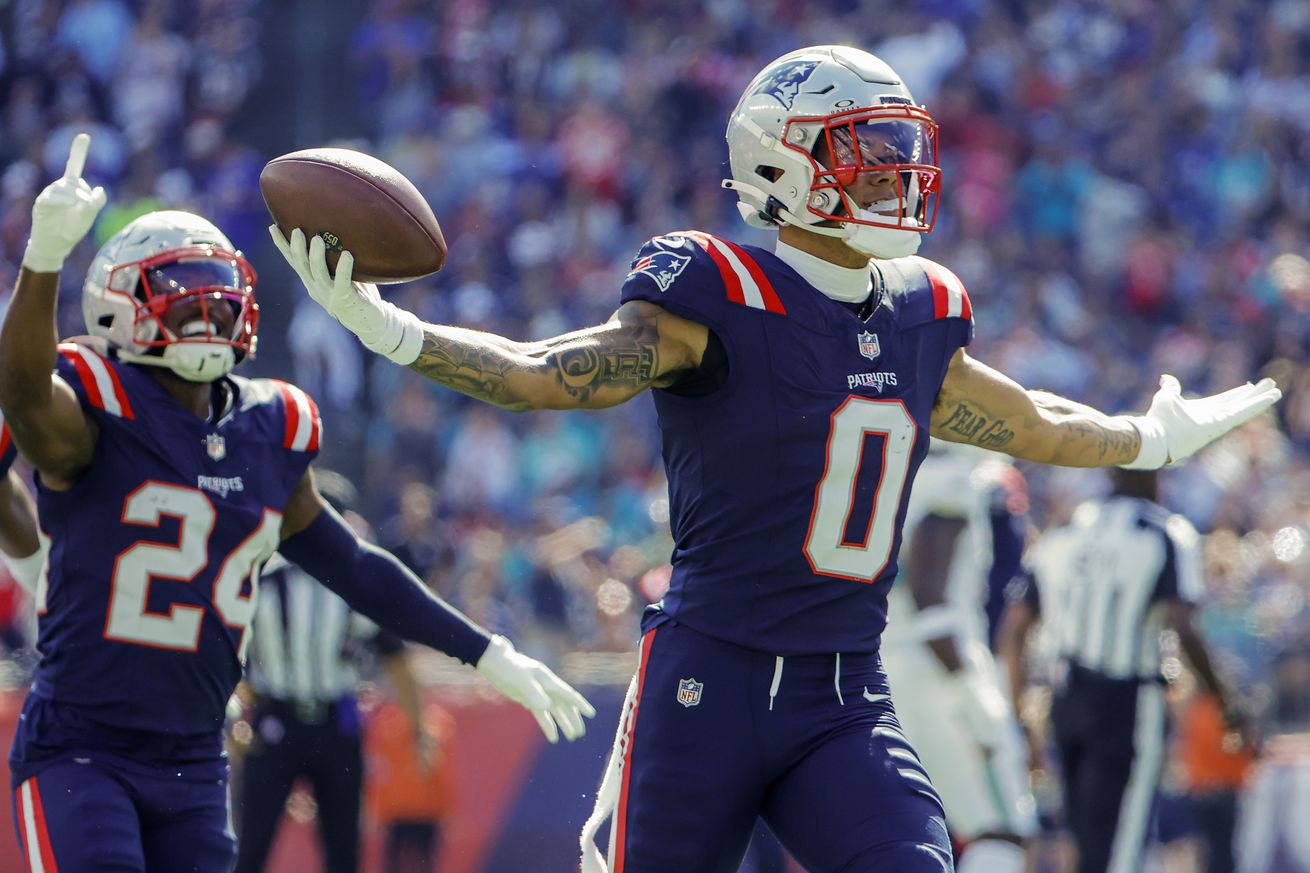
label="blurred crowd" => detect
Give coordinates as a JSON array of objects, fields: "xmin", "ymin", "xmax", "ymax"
[{"xmin": 0, "ymin": 0, "xmax": 1308, "ymax": 828}]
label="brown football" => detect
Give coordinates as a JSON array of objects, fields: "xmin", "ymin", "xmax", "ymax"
[{"xmin": 259, "ymin": 147, "xmax": 446, "ymax": 284}]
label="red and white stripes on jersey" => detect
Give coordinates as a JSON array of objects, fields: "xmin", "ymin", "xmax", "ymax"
[
  {"xmin": 272, "ymin": 380, "xmax": 321, "ymax": 452},
  {"xmin": 682, "ymin": 231, "xmax": 788, "ymax": 315},
  {"xmin": 56, "ymin": 342, "xmax": 135, "ymax": 419},
  {"xmin": 913, "ymin": 256, "xmax": 973, "ymax": 321}
]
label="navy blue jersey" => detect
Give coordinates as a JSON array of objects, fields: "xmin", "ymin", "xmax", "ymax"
[
  {"xmin": 29, "ymin": 342, "xmax": 320, "ymax": 734},
  {"xmin": 623, "ymin": 231, "xmax": 972, "ymax": 654}
]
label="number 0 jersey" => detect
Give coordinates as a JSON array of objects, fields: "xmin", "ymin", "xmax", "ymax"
[
  {"xmin": 623, "ymin": 231, "xmax": 972, "ymax": 654},
  {"xmin": 29, "ymin": 343, "xmax": 319, "ymax": 734}
]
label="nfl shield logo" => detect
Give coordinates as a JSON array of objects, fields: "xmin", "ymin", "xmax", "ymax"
[
  {"xmin": 857, "ymin": 331, "xmax": 881, "ymax": 361},
  {"xmin": 205, "ymin": 433, "xmax": 226, "ymax": 461},
  {"xmin": 677, "ymin": 678, "xmax": 704, "ymax": 708}
]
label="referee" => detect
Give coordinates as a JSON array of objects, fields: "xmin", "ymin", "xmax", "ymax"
[
  {"xmin": 232, "ymin": 470, "xmax": 432, "ymax": 873},
  {"xmin": 998, "ymin": 468, "xmax": 1241, "ymax": 873}
]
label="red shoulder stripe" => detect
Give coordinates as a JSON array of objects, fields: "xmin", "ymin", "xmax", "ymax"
[
  {"xmin": 683, "ymin": 230, "xmax": 746, "ymax": 305},
  {"xmin": 918, "ymin": 259, "xmax": 972, "ymax": 322},
  {"xmin": 56, "ymin": 343, "xmax": 135, "ymax": 419},
  {"xmin": 718, "ymin": 237, "xmax": 786, "ymax": 314},
  {"xmin": 681, "ymin": 230, "xmax": 787, "ymax": 314},
  {"xmin": 273, "ymin": 380, "xmax": 321, "ymax": 452}
]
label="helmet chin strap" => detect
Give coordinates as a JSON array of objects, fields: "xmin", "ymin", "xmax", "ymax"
[
  {"xmin": 119, "ymin": 345, "xmax": 237, "ymax": 383},
  {"xmin": 721, "ymin": 178, "xmax": 924, "ymax": 259},
  {"xmin": 781, "ymin": 208, "xmax": 923, "ymax": 259}
]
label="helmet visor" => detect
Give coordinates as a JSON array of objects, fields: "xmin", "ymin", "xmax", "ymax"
[
  {"xmin": 105, "ymin": 245, "xmax": 260, "ymax": 356},
  {"xmin": 145, "ymin": 257, "xmax": 246, "ymax": 297},
  {"xmin": 788, "ymin": 103, "xmax": 941, "ymax": 232}
]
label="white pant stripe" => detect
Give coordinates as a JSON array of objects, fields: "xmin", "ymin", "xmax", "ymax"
[
  {"xmin": 20, "ymin": 779, "xmax": 46, "ymax": 873},
  {"xmin": 580, "ymin": 674, "xmax": 638, "ymax": 873},
  {"xmin": 1107, "ymin": 683, "xmax": 1166, "ymax": 873}
]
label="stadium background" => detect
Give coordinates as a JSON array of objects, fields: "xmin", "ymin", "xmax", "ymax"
[{"xmin": 0, "ymin": 0, "xmax": 1307, "ymax": 870}]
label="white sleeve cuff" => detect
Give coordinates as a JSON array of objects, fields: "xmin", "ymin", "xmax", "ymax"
[{"xmin": 1120, "ymin": 415, "xmax": 1168, "ymax": 469}]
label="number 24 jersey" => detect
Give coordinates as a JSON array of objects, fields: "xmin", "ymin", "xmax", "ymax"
[
  {"xmin": 29, "ymin": 343, "xmax": 320, "ymax": 734},
  {"xmin": 622, "ymin": 231, "xmax": 973, "ymax": 655}
]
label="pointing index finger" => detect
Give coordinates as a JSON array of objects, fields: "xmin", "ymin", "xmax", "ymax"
[{"xmin": 64, "ymin": 133, "xmax": 91, "ymax": 182}]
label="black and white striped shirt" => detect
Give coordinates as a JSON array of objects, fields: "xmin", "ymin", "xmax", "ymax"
[
  {"xmin": 246, "ymin": 554, "xmax": 404, "ymax": 703},
  {"xmin": 1023, "ymin": 497, "xmax": 1203, "ymax": 681}
]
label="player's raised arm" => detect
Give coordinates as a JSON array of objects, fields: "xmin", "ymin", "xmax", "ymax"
[
  {"xmin": 278, "ymin": 468, "xmax": 595, "ymax": 743},
  {"xmin": 271, "ymin": 227, "xmax": 708, "ymax": 410},
  {"xmin": 931, "ymin": 348, "xmax": 1281, "ymax": 468},
  {"xmin": 0, "ymin": 133, "xmax": 106, "ymax": 486}
]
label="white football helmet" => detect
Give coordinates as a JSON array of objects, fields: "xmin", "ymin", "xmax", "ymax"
[
  {"xmin": 724, "ymin": 45, "xmax": 941, "ymax": 259},
  {"xmin": 83, "ymin": 211, "xmax": 258, "ymax": 382}
]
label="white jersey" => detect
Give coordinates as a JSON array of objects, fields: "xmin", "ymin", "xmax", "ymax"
[
  {"xmin": 880, "ymin": 445, "xmax": 1037, "ymax": 842},
  {"xmin": 884, "ymin": 446, "xmax": 1016, "ymax": 647}
]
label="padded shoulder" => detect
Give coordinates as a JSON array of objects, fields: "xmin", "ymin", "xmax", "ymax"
[
  {"xmin": 620, "ymin": 230, "xmax": 787, "ymax": 324},
  {"xmin": 55, "ymin": 341, "xmax": 136, "ymax": 419},
  {"xmin": 237, "ymin": 377, "xmax": 322, "ymax": 453},
  {"xmin": 877, "ymin": 256, "xmax": 973, "ymax": 331}
]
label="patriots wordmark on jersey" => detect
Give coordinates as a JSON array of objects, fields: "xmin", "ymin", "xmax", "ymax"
[
  {"xmin": 22, "ymin": 342, "xmax": 320, "ymax": 738},
  {"xmin": 621, "ymin": 230, "xmax": 972, "ymax": 654}
]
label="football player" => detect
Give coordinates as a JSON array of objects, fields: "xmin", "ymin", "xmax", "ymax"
[
  {"xmin": 0, "ymin": 134, "xmax": 594, "ymax": 873},
  {"xmin": 0, "ymin": 416, "xmax": 44, "ymax": 596},
  {"xmin": 279, "ymin": 46, "xmax": 1280, "ymax": 873},
  {"xmin": 879, "ymin": 442, "xmax": 1036, "ymax": 873}
]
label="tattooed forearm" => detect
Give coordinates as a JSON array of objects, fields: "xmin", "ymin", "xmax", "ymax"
[
  {"xmin": 406, "ymin": 303, "xmax": 681, "ymax": 411},
  {"xmin": 411, "ymin": 335, "xmax": 525, "ymax": 408},
  {"xmin": 1060, "ymin": 419, "xmax": 1139, "ymax": 463},
  {"xmin": 551, "ymin": 345, "xmax": 658, "ymax": 403},
  {"xmin": 938, "ymin": 403, "xmax": 1016, "ymax": 449}
]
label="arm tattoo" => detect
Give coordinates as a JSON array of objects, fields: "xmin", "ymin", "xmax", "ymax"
[
  {"xmin": 408, "ymin": 308, "xmax": 666, "ymax": 410},
  {"xmin": 938, "ymin": 402, "xmax": 1016, "ymax": 450},
  {"xmin": 547, "ymin": 310, "xmax": 662, "ymax": 403},
  {"xmin": 410, "ymin": 338, "xmax": 521, "ymax": 406},
  {"xmin": 552, "ymin": 344, "xmax": 658, "ymax": 402}
]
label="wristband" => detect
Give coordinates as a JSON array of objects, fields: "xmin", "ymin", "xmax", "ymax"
[{"xmin": 1120, "ymin": 415, "xmax": 1168, "ymax": 470}]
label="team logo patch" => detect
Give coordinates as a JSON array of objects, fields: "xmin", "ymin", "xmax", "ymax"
[
  {"xmin": 677, "ymin": 677, "xmax": 704, "ymax": 708},
  {"xmin": 857, "ymin": 331, "xmax": 881, "ymax": 361},
  {"xmin": 753, "ymin": 59, "xmax": 820, "ymax": 109},
  {"xmin": 630, "ymin": 251, "xmax": 692, "ymax": 292},
  {"xmin": 205, "ymin": 433, "xmax": 226, "ymax": 461},
  {"xmin": 651, "ymin": 233, "xmax": 689, "ymax": 249}
]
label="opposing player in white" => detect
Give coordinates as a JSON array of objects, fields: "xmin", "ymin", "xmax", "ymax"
[{"xmin": 881, "ymin": 442, "xmax": 1036, "ymax": 873}]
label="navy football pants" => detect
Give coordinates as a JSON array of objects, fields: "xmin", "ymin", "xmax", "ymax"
[
  {"xmin": 608, "ymin": 621, "xmax": 953, "ymax": 873},
  {"xmin": 13, "ymin": 758, "xmax": 234, "ymax": 872},
  {"xmin": 10, "ymin": 696, "xmax": 234, "ymax": 873}
]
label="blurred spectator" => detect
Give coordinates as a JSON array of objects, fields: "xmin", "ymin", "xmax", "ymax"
[
  {"xmin": 1, "ymin": 8, "xmax": 1308, "ymax": 854},
  {"xmin": 363, "ymin": 693, "xmax": 458, "ymax": 873}
]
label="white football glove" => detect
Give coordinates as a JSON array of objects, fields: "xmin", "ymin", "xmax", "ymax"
[
  {"xmin": 269, "ymin": 225, "xmax": 424, "ymax": 365},
  {"xmin": 23, "ymin": 133, "xmax": 107, "ymax": 274},
  {"xmin": 475, "ymin": 635, "xmax": 596, "ymax": 743},
  {"xmin": 1122, "ymin": 374, "xmax": 1282, "ymax": 469},
  {"xmin": 945, "ymin": 668, "xmax": 1011, "ymax": 752}
]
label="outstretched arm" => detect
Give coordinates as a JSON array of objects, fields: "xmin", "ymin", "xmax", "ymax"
[
  {"xmin": 271, "ymin": 227, "xmax": 708, "ymax": 411},
  {"xmin": 0, "ymin": 134, "xmax": 106, "ymax": 487},
  {"xmin": 407, "ymin": 300, "xmax": 708, "ymax": 410},
  {"xmin": 279, "ymin": 469, "xmax": 595, "ymax": 742},
  {"xmin": 932, "ymin": 349, "xmax": 1280, "ymax": 468}
]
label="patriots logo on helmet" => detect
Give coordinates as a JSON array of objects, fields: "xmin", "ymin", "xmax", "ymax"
[
  {"xmin": 753, "ymin": 60, "xmax": 820, "ymax": 109},
  {"xmin": 629, "ymin": 251, "xmax": 692, "ymax": 292}
]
